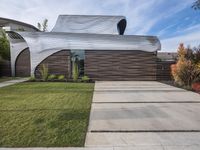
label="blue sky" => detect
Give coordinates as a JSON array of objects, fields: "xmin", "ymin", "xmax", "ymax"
[{"xmin": 0, "ymin": 0, "xmax": 199, "ymax": 51}]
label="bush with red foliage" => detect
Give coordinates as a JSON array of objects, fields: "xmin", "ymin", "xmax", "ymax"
[{"xmin": 192, "ymin": 83, "xmax": 200, "ymax": 93}]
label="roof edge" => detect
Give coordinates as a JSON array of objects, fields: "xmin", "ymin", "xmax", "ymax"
[{"xmin": 0, "ymin": 17, "xmax": 40, "ymax": 31}]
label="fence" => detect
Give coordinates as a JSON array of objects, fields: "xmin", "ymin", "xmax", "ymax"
[{"xmin": 156, "ymin": 61, "xmax": 175, "ymax": 81}]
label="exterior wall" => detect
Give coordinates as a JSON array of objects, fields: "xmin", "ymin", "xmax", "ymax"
[
  {"xmin": 0, "ymin": 60, "xmax": 11, "ymax": 77},
  {"xmin": 15, "ymin": 48, "xmax": 30, "ymax": 77},
  {"xmin": 34, "ymin": 50, "xmax": 70, "ymax": 78},
  {"xmin": 14, "ymin": 49, "xmax": 159, "ymax": 80},
  {"xmin": 9, "ymin": 40, "xmax": 28, "ymax": 77},
  {"xmin": 85, "ymin": 50, "xmax": 157, "ymax": 81},
  {"xmin": 156, "ymin": 61, "xmax": 175, "ymax": 81}
]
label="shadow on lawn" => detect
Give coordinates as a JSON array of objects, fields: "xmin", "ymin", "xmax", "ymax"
[{"xmin": 1, "ymin": 108, "xmax": 88, "ymax": 126}]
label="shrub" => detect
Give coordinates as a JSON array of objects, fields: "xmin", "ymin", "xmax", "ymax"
[
  {"xmin": 192, "ymin": 83, "xmax": 200, "ymax": 93},
  {"xmin": 194, "ymin": 63, "xmax": 200, "ymax": 83},
  {"xmin": 72, "ymin": 61, "xmax": 79, "ymax": 81},
  {"xmin": 177, "ymin": 43, "xmax": 186, "ymax": 61},
  {"xmin": 57, "ymin": 75, "xmax": 65, "ymax": 81},
  {"xmin": 29, "ymin": 76, "xmax": 36, "ymax": 81},
  {"xmin": 172, "ymin": 60, "xmax": 200, "ymax": 86},
  {"xmin": 193, "ymin": 46, "xmax": 200, "ymax": 64},
  {"xmin": 171, "ymin": 64, "xmax": 177, "ymax": 81},
  {"xmin": 0, "ymin": 29, "xmax": 10, "ymax": 60},
  {"xmin": 48, "ymin": 74, "xmax": 56, "ymax": 81},
  {"xmin": 184, "ymin": 46, "xmax": 200, "ymax": 64},
  {"xmin": 40, "ymin": 64, "xmax": 49, "ymax": 81},
  {"xmin": 177, "ymin": 60, "xmax": 194, "ymax": 86},
  {"xmin": 171, "ymin": 43, "xmax": 200, "ymax": 87},
  {"xmin": 81, "ymin": 75, "xmax": 90, "ymax": 82}
]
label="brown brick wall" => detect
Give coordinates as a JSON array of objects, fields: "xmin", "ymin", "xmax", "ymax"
[
  {"xmin": 35, "ymin": 50, "xmax": 70, "ymax": 78},
  {"xmin": 85, "ymin": 50, "xmax": 157, "ymax": 81},
  {"xmin": 15, "ymin": 48, "xmax": 30, "ymax": 77}
]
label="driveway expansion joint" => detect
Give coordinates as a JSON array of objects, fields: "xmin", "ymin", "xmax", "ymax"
[{"xmin": 85, "ymin": 81, "xmax": 200, "ymax": 148}]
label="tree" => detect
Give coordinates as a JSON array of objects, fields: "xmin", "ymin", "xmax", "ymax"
[
  {"xmin": 0, "ymin": 29, "xmax": 10, "ymax": 60},
  {"xmin": 37, "ymin": 23, "xmax": 41, "ymax": 31},
  {"xmin": 171, "ymin": 43, "xmax": 200, "ymax": 87},
  {"xmin": 193, "ymin": 45, "xmax": 200, "ymax": 64},
  {"xmin": 37, "ymin": 19, "xmax": 48, "ymax": 32},
  {"xmin": 177, "ymin": 43, "xmax": 186, "ymax": 61},
  {"xmin": 192, "ymin": 0, "xmax": 200, "ymax": 10}
]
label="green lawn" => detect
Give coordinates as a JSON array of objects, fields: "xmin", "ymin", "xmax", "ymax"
[
  {"xmin": 0, "ymin": 82, "xmax": 94, "ymax": 147},
  {"xmin": 0, "ymin": 77, "xmax": 21, "ymax": 83}
]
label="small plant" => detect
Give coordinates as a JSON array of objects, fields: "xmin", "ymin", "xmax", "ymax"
[
  {"xmin": 29, "ymin": 76, "xmax": 36, "ymax": 81},
  {"xmin": 58, "ymin": 75, "xmax": 65, "ymax": 81},
  {"xmin": 81, "ymin": 75, "xmax": 90, "ymax": 82},
  {"xmin": 48, "ymin": 74, "xmax": 56, "ymax": 81},
  {"xmin": 40, "ymin": 64, "xmax": 49, "ymax": 81},
  {"xmin": 72, "ymin": 61, "xmax": 79, "ymax": 82}
]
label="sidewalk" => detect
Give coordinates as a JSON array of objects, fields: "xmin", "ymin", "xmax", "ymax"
[
  {"xmin": 1, "ymin": 145, "xmax": 199, "ymax": 150},
  {"xmin": 0, "ymin": 78, "xmax": 29, "ymax": 88}
]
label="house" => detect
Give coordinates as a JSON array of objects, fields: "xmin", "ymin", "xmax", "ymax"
[
  {"xmin": 157, "ymin": 52, "xmax": 177, "ymax": 61},
  {"xmin": 0, "ymin": 15, "xmax": 161, "ymax": 81}
]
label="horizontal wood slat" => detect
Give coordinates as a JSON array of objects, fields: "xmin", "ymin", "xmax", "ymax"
[
  {"xmin": 15, "ymin": 48, "xmax": 30, "ymax": 77},
  {"xmin": 156, "ymin": 61, "xmax": 175, "ymax": 81},
  {"xmin": 85, "ymin": 50, "xmax": 157, "ymax": 81},
  {"xmin": 0, "ymin": 60, "xmax": 11, "ymax": 77},
  {"xmin": 35, "ymin": 50, "xmax": 70, "ymax": 78}
]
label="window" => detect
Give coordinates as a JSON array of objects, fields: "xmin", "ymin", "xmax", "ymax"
[{"xmin": 70, "ymin": 50, "xmax": 85, "ymax": 77}]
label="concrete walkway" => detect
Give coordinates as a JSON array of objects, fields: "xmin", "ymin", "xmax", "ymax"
[
  {"xmin": 85, "ymin": 81, "xmax": 200, "ymax": 149},
  {"xmin": 0, "ymin": 78, "xmax": 29, "ymax": 88}
]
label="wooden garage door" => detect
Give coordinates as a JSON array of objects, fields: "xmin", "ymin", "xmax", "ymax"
[{"xmin": 85, "ymin": 50, "xmax": 157, "ymax": 81}]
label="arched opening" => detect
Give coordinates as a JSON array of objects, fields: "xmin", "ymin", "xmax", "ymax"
[
  {"xmin": 117, "ymin": 19, "xmax": 127, "ymax": 35},
  {"xmin": 15, "ymin": 48, "xmax": 30, "ymax": 77}
]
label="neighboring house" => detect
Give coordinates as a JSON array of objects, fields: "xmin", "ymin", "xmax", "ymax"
[
  {"xmin": 157, "ymin": 52, "xmax": 177, "ymax": 61},
  {"xmin": 0, "ymin": 17, "xmax": 39, "ymax": 32},
  {"xmin": 157, "ymin": 52, "xmax": 177, "ymax": 81},
  {"xmin": 0, "ymin": 15, "xmax": 161, "ymax": 81}
]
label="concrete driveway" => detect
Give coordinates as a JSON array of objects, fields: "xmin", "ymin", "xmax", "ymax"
[{"xmin": 85, "ymin": 81, "xmax": 200, "ymax": 149}]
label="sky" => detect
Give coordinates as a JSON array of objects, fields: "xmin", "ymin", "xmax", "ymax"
[{"xmin": 0, "ymin": 0, "xmax": 200, "ymax": 52}]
